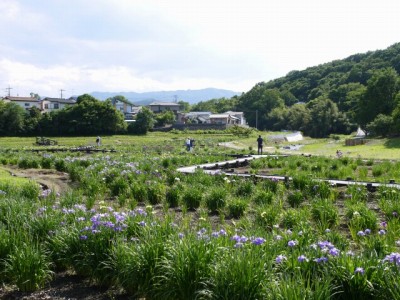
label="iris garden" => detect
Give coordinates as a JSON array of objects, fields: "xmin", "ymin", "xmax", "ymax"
[{"xmin": 0, "ymin": 133, "xmax": 400, "ymax": 299}]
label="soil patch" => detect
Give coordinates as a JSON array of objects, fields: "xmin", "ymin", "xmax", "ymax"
[{"xmin": 0, "ymin": 272, "xmax": 130, "ymax": 300}]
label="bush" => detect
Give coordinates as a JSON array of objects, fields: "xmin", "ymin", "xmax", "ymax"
[
  {"xmin": 228, "ymin": 198, "xmax": 248, "ymax": 218},
  {"xmin": 311, "ymin": 198, "xmax": 339, "ymax": 229},
  {"xmin": 18, "ymin": 158, "xmax": 39, "ymax": 169},
  {"xmin": 292, "ymin": 174, "xmax": 312, "ymax": 191},
  {"xmin": 4, "ymin": 243, "xmax": 53, "ymax": 292},
  {"xmin": 40, "ymin": 157, "xmax": 53, "ymax": 169},
  {"xmin": 109, "ymin": 176, "xmax": 129, "ymax": 197},
  {"xmin": 166, "ymin": 187, "xmax": 181, "ymax": 208},
  {"xmin": 235, "ymin": 180, "xmax": 254, "ymax": 197},
  {"xmin": 20, "ymin": 181, "xmax": 40, "ymax": 199},
  {"xmin": 255, "ymin": 205, "xmax": 281, "ymax": 229},
  {"xmin": 205, "ymin": 186, "xmax": 227, "ymax": 213},
  {"xmin": 281, "ymin": 208, "xmax": 309, "ymax": 229},
  {"xmin": 252, "ymin": 189, "xmax": 274, "ymax": 205},
  {"xmin": 346, "ymin": 203, "xmax": 378, "ymax": 236},
  {"xmin": 131, "ymin": 183, "xmax": 148, "ymax": 203},
  {"xmin": 182, "ymin": 186, "xmax": 203, "ymax": 210},
  {"xmin": 54, "ymin": 159, "xmax": 67, "ymax": 172},
  {"xmin": 287, "ymin": 190, "xmax": 304, "ymax": 208},
  {"xmin": 147, "ymin": 182, "xmax": 166, "ymax": 205}
]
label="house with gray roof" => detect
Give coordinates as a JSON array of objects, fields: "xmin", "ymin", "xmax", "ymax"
[
  {"xmin": 41, "ymin": 97, "xmax": 76, "ymax": 113},
  {"xmin": 148, "ymin": 102, "xmax": 180, "ymax": 114}
]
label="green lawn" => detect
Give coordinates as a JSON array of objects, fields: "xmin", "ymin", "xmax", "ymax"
[
  {"xmin": 237, "ymin": 132, "xmax": 400, "ymax": 160},
  {"xmin": 0, "ymin": 168, "xmax": 34, "ymax": 186},
  {"xmin": 1, "ymin": 133, "xmax": 400, "ymax": 160}
]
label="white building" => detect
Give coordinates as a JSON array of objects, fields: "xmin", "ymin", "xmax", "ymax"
[
  {"xmin": 2, "ymin": 96, "xmax": 41, "ymax": 111},
  {"xmin": 41, "ymin": 97, "xmax": 76, "ymax": 113}
]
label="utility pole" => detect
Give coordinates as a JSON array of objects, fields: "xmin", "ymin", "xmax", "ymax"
[
  {"xmin": 60, "ymin": 89, "xmax": 65, "ymax": 99},
  {"xmin": 5, "ymin": 86, "xmax": 12, "ymax": 97}
]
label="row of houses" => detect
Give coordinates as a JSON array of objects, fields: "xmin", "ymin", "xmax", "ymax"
[
  {"xmin": 0, "ymin": 96, "xmax": 77, "ymax": 113},
  {"xmin": 0, "ymin": 96, "xmax": 246, "ymax": 126}
]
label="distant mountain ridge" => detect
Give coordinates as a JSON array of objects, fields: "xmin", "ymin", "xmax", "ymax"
[{"xmin": 90, "ymin": 88, "xmax": 240, "ymax": 105}]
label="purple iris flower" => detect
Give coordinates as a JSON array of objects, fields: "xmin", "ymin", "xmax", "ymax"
[{"xmin": 354, "ymin": 267, "xmax": 365, "ymax": 275}]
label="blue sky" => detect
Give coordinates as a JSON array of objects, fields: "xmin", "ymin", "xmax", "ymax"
[{"xmin": 1, "ymin": 0, "xmax": 400, "ymax": 98}]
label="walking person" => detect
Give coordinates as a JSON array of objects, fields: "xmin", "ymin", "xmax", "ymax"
[
  {"xmin": 257, "ymin": 135, "xmax": 263, "ymax": 155},
  {"xmin": 185, "ymin": 137, "xmax": 191, "ymax": 151},
  {"xmin": 96, "ymin": 136, "xmax": 101, "ymax": 146}
]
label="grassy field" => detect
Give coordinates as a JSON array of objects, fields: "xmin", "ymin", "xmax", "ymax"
[
  {"xmin": 235, "ymin": 133, "xmax": 400, "ymax": 160},
  {"xmin": 1, "ymin": 133, "xmax": 400, "ymax": 160},
  {"xmin": 0, "ymin": 168, "xmax": 34, "ymax": 185}
]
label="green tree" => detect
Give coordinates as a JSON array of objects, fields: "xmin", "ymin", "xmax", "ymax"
[
  {"xmin": 190, "ymin": 97, "xmax": 238, "ymax": 113},
  {"xmin": 24, "ymin": 107, "xmax": 42, "ymax": 135},
  {"xmin": 128, "ymin": 107, "xmax": 155, "ymax": 134},
  {"xmin": 0, "ymin": 102, "xmax": 26, "ymax": 136},
  {"xmin": 38, "ymin": 94, "xmax": 127, "ymax": 136},
  {"xmin": 237, "ymin": 85, "xmax": 284, "ymax": 129},
  {"xmin": 305, "ymin": 97, "xmax": 339, "ymax": 138},
  {"xmin": 155, "ymin": 111, "xmax": 176, "ymax": 127},
  {"xmin": 267, "ymin": 107, "xmax": 288, "ymax": 131},
  {"xmin": 357, "ymin": 68, "xmax": 399, "ymax": 128},
  {"xmin": 366, "ymin": 114, "xmax": 394, "ymax": 137},
  {"xmin": 178, "ymin": 100, "xmax": 190, "ymax": 112},
  {"xmin": 286, "ymin": 103, "xmax": 311, "ymax": 132}
]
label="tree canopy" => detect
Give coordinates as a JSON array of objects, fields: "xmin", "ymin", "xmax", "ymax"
[{"xmin": 188, "ymin": 42, "xmax": 400, "ymax": 137}]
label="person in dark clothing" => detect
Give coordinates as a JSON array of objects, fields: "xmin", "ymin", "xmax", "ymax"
[{"xmin": 257, "ymin": 135, "xmax": 263, "ymax": 155}]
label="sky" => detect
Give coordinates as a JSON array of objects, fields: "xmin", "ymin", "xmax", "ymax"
[{"xmin": 1, "ymin": 0, "xmax": 400, "ymax": 98}]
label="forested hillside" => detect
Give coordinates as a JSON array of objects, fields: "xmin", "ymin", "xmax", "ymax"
[{"xmin": 195, "ymin": 43, "xmax": 400, "ymax": 137}]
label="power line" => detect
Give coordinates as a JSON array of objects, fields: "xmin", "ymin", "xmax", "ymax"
[{"xmin": 5, "ymin": 86, "xmax": 12, "ymax": 97}]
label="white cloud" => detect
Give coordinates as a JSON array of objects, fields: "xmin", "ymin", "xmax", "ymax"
[
  {"xmin": 0, "ymin": 59, "xmax": 250, "ymax": 98},
  {"xmin": 1, "ymin": 0, "xmax": 400, "ymax": 97}
]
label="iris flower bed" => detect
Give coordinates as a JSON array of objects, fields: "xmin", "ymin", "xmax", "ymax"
[{"xmin": 0, "ymin": 136, "xmax": 400, "ymax": 299}]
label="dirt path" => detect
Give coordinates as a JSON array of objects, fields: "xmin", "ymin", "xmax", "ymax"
[{"xmin": 1, "ymin": 166, "xmax": 72, "ymax": 195}]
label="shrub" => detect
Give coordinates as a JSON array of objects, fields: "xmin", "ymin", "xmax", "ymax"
[
  {"xmin": 40, "ymin": 157, "xmax": 53, "ymax": 169},
  {"xmin": 205, "ymin": 186, "xmax": 227, "ymax": 213},
  {"xmin": 182, "ymin": 186, "xmax": 203, "ymax": 210},
  {"xmin": 131, "ymin": 182, "xmax": 148, "ymax": 203},
  {"xmin": 309, "ymin": 182, "xmax": 334, "ymax": 200},
  {"xmin": 20, "ymin": 181, "xmax": 40, "ymax": 199},
  {"xmin": 68, "ymin": 165, "xmax": 83, "ymax": 182},
  {"xmin": 281, "ymin": 208, "xmax": 309, "ymax": 229},
  {"xmin": 235, "ymin": 179, "xmax": 254, "ymax": 197},
  {"xmin": 109, "ymin": 176, "xmax": 130, "ymax": 197},
  {"xmin": 0, "ymin": 227, "xmax": 14, "ymax": 281},
  {"xmin": 372, "ymin": 165, "xmax": 384, "ymax": 177},
  {"xmin": 112, "ymin": 230, "xmax": 167, "ymax": 298},
  {"xmin": 255, "ymin": 205, "xmax": 281, "ymax": 229},
  {"xmin": 311, "ymin": 198, "xmax": 339, "ymax": 229},
  {"xmin": 252, "ymin": 189, "xmax": 274, "ymax": 205},
  {"xmin": 228, "ymin": 198, "xmax": 248, "ymax": 218},
  {"xmin": 54, "ymin": 159, "xmax": 67, "ymax": 172},
  {"xmin": 287, "ymin": 190, "xmax": 305, "ymax": 208},
  {"xmin": 166, "ymin": 187, "xmax": 181, "ymax": 208},
  {"xmin": 18, "ymin": 158, "xmax": 39, "ymax": 169},
  {"xmin": 204, "ymin": 246, "xmax": 268, "ymax": 299},
  {"xmin": 4, "ymin": 243, "xmax": 53, "ymax": 292},
  {"xmin": 155, "ymin": 235, "xmax": 216, "ymax": 300},
  {"xmin": 262, "ymin": 179, "xmax": 280, "ymax": 193},
  {"xmin": 147, "ymin": 182, "xmax": 166, "ymax": 205},
  {"xmin": 292, "ymin": 174, "xmax": 312, "ymax": 192},
  {"xmin": 346, "ymin": 203, "xmax": 378, "ymax": 236}
]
